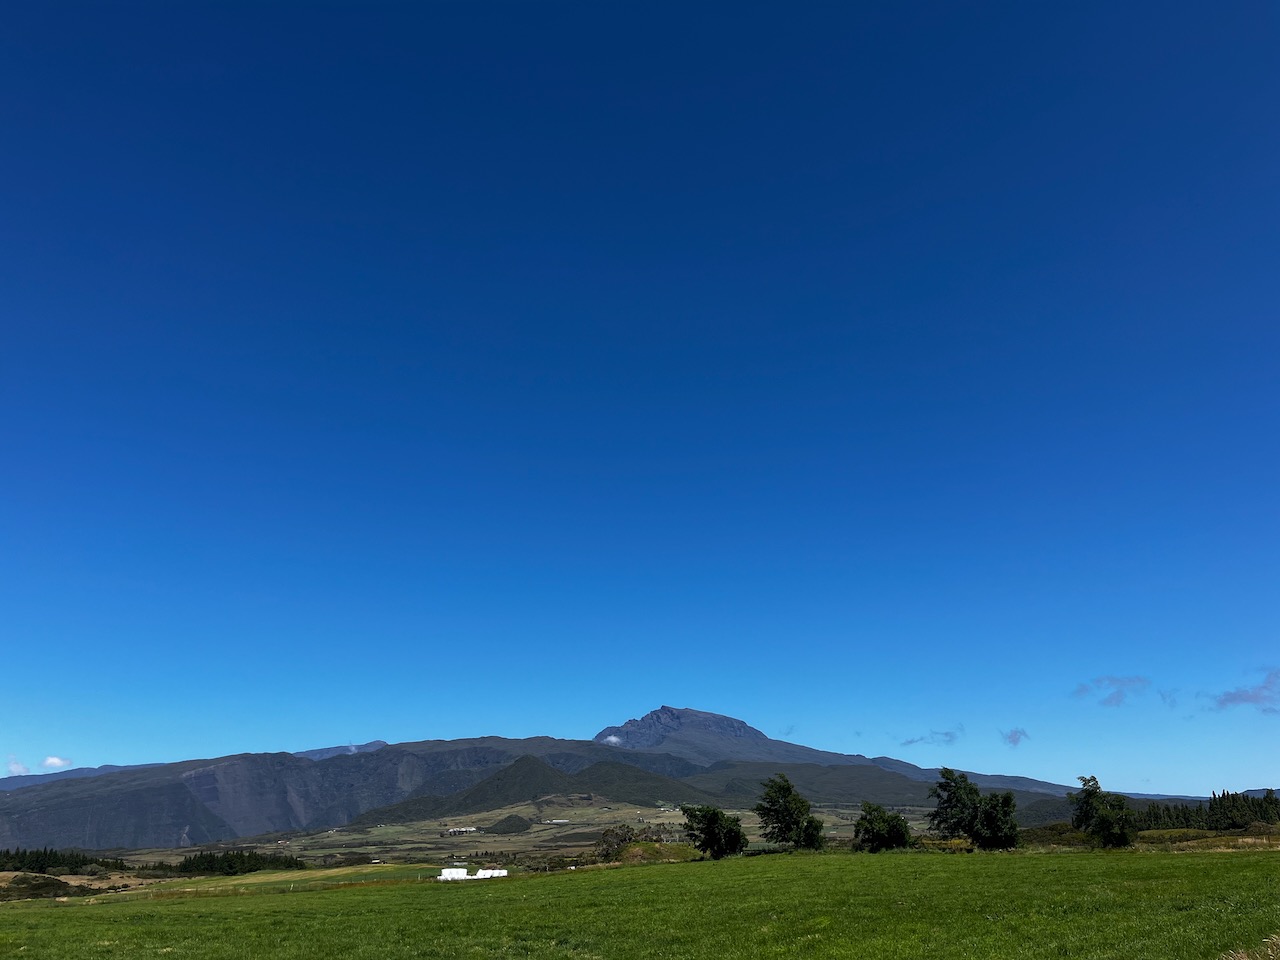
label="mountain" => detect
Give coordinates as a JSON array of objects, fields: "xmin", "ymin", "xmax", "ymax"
[
  {"xmin": 0, "ymin": 706, "xmax": 1087, "ymax": 850},
  {"xmin": 594, "ymin": 706, "xmax": 1073, "ymax": 796},
  {"xmin": 0, "ymin": 736, "xmax": 699, "ymax": 850},
  {"xmin": 594, "ymin": 705, "xmax": 867, "ymax": 767}
]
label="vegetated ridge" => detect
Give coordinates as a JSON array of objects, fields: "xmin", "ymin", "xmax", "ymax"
[{"xmin": 350, "ymin": 755, "xmax": 722, "ymax": 826}]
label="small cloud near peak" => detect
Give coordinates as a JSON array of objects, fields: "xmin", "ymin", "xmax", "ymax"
[
  {"xmin": 6, "ymin": 757, "xmax": 29, "ymax": 777},
  {"xmin": 602, "ymin": 735, "xmax": 622, "ymax": 745},
  {"xmin": 42, "ymin": 756, "xmax": 72, "ymax": 770}
]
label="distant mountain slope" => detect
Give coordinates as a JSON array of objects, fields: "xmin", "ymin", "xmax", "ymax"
[
  {"xmin": 682, "ymin": 761, "xmax": 937, "ymax": 807},
  {"xmin": 0, "ymin": 763, "xmax": 236, "ymax": 849},
  {"xmin": 291, "ymin": 740, "xmax": 388, "ymax": 762},
  {"xmin": 0, "ymin": 763, "xmax": 164, "ymax": 792},
  {"xmin": 352, "ymin": 756, "xmax": 721, "ymax": 825},
  {"xmin": 0, "ymin": 735, "xmax": 701, "ymax": 849},
  {"xmin": 0, "ymin": 737, "xmax": 388, "ymax": 792},
  {"xmin": 866, "ymin": 755, "xmax": 1073, "ymax": 796},
  {"xmin": 683, "ymin": 761, "xmax": 1070, "ymax": 824}
]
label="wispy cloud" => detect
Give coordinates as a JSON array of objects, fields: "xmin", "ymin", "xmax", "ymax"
[
  {"xmin": 6, "ymin": 757, "xmax": 29, "ymax": 777},
  {"xmin": 1073, "ymin": 675, "xmax": 1150, "ymax": 707},
  {"xmin": 901, "ymin": 727, "xmax": 963, "ymax": 748},
  {"xmin": 602, "ymin": 735, "xmax": 622, "ymax": 745},
  {"xmin": 1213, "ymin": 670, "xmax": 1280, "ymax": 714},
  {"xmin": 1001, "ymin": 728, "xmax": 1029, "ymax": 747},
  {"xmin": 1158, "ymin": 689, "xmax": 1179, "ymax": 709},
  {"xmin": 42, "ymin": 756, "xmax": 72, "ymax": 770}
]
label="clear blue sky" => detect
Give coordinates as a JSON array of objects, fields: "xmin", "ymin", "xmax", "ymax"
[{"xmin": 3, "ymin": 2, "xmax": 1276, "ymax": 797}]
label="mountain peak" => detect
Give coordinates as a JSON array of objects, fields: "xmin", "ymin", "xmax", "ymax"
[
  {"xmin": 594, "ymin": 705, "xmax": 883, "ymax": 768},
  {"xmin": 594, "ymin": 706, "xmax": 770, "ymax": 750}
]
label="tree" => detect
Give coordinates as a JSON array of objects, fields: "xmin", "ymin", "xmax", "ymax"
[
  {"xmin": 928, "ymin": 768, "xmax": 1018, "ymax": 849},
  {"xmin": 680, "ymin": 805, "xmax": 748, "ymax": 860},
  {"xmin": 1069, "ymin": 775, "xmax": 1134, "ymax": 848},
  {"xmin": 593, "ymin": 825, "xmax": 636, "ymax": 862},
  {"xmin": 854, "ymin": 802, "xmax": 912, "ymax": 852},
  {"xmin": 753, "ymin": 774, "xmax": 825, "ymax": 850},
  {"xmin": 970, "ymin": 792, "xmax": 1019, "ymax": 850},
  {"xmin": 927, "ymin": 768, "xmax": 980, "ymax": 839}
]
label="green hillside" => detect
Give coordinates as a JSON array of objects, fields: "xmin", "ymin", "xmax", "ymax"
[{"xmin": 352, "ymin": 756, "xmax": 722, "ymax": 826}]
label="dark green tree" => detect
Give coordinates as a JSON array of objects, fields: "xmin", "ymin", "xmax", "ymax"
[
  {"xmin": 927, "ymin": 768, "xmax": 980, "ymax": 839},
  {"xmin": 680, "ymin": 805, "xmax": 748, "ymax": 860},
  {"xmin": 854, "ymin": 802, "xmax": 912, "ymax": 852},
  {"xmin": 594, "ymin": 824, "xmax": 636, "ymax": 862},
  {"xmin": 927, "ymin": 768, "xmax": 1018, "ymax": 849},
  {"xmin": 753, "ymin": 774, "xmax": 825, "ymax": 850},
  {"xmin": 1069, "ymin": 775, "xmax": 1134, "ymax": 848},
  {"xmin": 970, "ymin": 792, "xmax": 1019, "ymax": 850}
]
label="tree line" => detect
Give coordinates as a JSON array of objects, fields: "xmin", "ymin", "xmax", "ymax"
[
  {"xmin": 1133, "ymin": 788, "xmax": 1279, "ymax": 831},
  {"xmin": 0, "ymin": 847, "xmax": 305, "ymax": 877},
  {"xmin": 0, "ymin": 848, "xmax": 128, "ymax": 874},
  {"xmin": 171, "ymin": 850, "xmax": 307, "ymax": 874},
  {"xmin": 679, "ymin": 773, "xmax": 829, "ymax": 859},
  {"xmin": 672, "ymin": 768, "xmax": 1174, "ymax": 861},
  {"xmin": 676, "ymin": 769, "xmax": 1022, "ymax": 859}
]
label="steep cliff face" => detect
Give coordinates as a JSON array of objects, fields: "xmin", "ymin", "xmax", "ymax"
[{"xmin": 0, "ymin": 774, "xmax": 235, "ymax": 850}]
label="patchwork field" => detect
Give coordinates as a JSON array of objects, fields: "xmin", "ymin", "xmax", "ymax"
[{"xmin": 4, "ymin": 850, "xmax": 1279, "ymax": 959}]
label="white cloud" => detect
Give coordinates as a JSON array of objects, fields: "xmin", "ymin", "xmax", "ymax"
[
  {"xmin": 603, "ymin": 735, "xmax": 622, "ymax": 745},
  {"xmin": 6, "ymin": 757, "xmax": 29, "ymax": 776},
  {"xmin": 42, "ymin": 756, "xmax": 72, "ymax": 770}
]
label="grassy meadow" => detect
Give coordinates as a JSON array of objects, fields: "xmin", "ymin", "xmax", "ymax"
[{"xmin": 4, "ymin": 850, "xmax": 1280, "ymax": 959}]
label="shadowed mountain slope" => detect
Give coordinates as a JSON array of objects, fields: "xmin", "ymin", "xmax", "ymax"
[
  {"xmin": 352, "ymin": 756, "xmax": 722, "ymax": 825},
  {"xmin": 0, "ymin": 736, "xmax": 700, "ymax": 849}
]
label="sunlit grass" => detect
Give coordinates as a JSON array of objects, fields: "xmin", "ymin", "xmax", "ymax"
[{"xmin": 4, "ymin": 851, "xmax": 1279, "ymax": 959}]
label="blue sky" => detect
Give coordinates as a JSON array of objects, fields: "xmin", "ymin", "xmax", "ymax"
[{"xmin": 2, "ymin": 2, "xmax": 1276, "ymax": 797}]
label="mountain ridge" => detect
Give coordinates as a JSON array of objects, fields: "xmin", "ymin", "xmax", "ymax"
[{"xmin": 0, "ymin": 706, "xmax": 1109, "ymax": 849}]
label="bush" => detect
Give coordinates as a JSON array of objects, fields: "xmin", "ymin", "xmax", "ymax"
[
  {"xmin": 680, "ymin": 805, "xmax": 749, "ymax": 860},
  {"xmin": 854, "ymin": 802, "xmax": 912, "ymax": 853}
]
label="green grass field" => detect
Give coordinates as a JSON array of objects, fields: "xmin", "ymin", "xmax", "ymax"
[{"xmin": 4, "ymin": 851, "xmax": 1278, "ymax": 959}]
